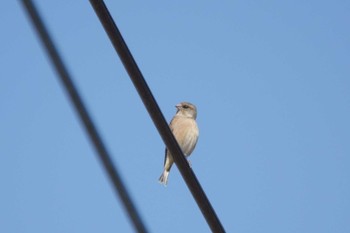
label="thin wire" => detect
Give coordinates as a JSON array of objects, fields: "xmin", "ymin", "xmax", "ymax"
[
  {"xmin": 89, "ymin": 1, "xmax": 226, "ymax": 232},
  {"xmin": 20, "ymin": 1, "xmax": 149, "ymax": 233}
]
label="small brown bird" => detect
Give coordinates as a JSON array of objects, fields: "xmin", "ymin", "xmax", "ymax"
[{"xmin": 159, "ymin": 102, "xmax": 199, "ymax": 186}]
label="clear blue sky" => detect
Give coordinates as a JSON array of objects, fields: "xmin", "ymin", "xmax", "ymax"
[{"xmin": 1, "ymin": 1, "xmax": 349, "ymax": 232}]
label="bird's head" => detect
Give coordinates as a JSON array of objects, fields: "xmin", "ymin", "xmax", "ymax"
[{"xmin": 175, "ymin": 102, "xmax": 197, "ymax": 119}]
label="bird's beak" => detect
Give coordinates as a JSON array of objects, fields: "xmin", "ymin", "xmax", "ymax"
[{"xmin": 175, "ymin": 104, "xmax": 181, "ymax": 110}]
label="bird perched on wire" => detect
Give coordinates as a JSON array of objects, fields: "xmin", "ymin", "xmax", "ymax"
[{"xmin": 159, "ymin": 102, "xmax": 199, "ymax": 186}]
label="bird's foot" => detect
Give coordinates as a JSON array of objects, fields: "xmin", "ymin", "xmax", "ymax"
[{"xmin": 187, "ymin": 159, "xmax": 192, "ymax": 168}]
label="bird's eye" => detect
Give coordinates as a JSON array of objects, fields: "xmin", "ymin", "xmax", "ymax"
[{"xmin": 182, "ymin": 105, "xmax": 189, "ymax": 109}]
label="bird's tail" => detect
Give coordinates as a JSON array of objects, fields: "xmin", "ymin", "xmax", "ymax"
[{"xmin": 158, "ymin": 170, "xmax": 169, "ymax": 186}]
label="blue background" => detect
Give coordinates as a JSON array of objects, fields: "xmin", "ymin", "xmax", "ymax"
[{"xmin": 1, "ymin": 1, "xmax": 349, "ymax": 232}]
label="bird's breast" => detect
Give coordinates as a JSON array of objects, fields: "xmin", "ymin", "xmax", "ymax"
[{"xmin": 171, "ymin": 117, "xmax": 199, "ymax": 156}]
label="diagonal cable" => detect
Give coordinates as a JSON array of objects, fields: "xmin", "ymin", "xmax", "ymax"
[
  {"xmin": 89, "ymin": 1, "xmax": 226, "ymax": 232},
  {"xmin": 20, "ymin": 1, "xmax": 149, "ymax": 233}
]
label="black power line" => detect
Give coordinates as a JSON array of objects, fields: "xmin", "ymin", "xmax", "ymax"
[
  {"xmin": 89, "ymin": 1, "xmax": 226, "ymax": 232},
  {"xmin": 20, "ymin": 1, "xmax": 149, "ymax": 233}
]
